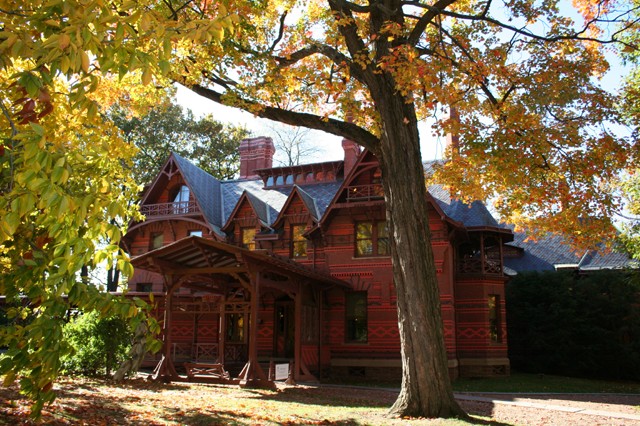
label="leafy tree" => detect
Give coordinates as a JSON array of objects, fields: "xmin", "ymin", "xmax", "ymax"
[
  {"xmin": 0, "ymin": 0, "xmax": 636, "ymax": 420},
  {"xmin": 61, "ymin": 311, "xmax": 133, "ymax": 378},
  {"xmin": 110, "ymin": 102, "xmax": 249, "ymax": 185},
  {"xmin": 0, "ymin": 0, "xmax": 228, "ymax": 417},
  {"xmin": 615, "ymin": 0, "xmax": 640, "ymax": 258}
]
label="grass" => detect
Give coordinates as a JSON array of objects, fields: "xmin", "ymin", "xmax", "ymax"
[{"xmin": 0, "ymin": 377, "xmax": 495, "ymax": 426}]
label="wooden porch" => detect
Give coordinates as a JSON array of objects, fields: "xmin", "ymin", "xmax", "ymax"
[{"xmin": 131, "ymin": 236, "xmax": 347, "ymax": 387}]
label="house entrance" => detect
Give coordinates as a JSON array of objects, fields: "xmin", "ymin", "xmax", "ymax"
[{"xmin": 274, "ymin": 300, "xmax": 294, "ymax": 358}]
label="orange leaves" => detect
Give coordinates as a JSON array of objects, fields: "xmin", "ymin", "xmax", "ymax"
[{"xmin": 12, "ymin": 86, "xmax": 54, "ymax": 125}]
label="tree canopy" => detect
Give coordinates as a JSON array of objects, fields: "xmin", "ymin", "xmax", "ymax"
[
  {"xmin": 110, "ymin": 102, "xmax": 250, "ymax": 184},
  {"xmin": 1, "ymin": 0, "xmax": 638, "ymax": 420}
]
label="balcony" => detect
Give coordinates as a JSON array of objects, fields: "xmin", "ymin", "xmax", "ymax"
[
  {"xmin": 140, "ymin": 201, "xmax": 198, "ymax": 217},
  {"xmin": 346, "ymin": 184, "xmax": 384, "ymax": 202}
]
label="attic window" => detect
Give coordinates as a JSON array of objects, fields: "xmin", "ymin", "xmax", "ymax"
[
  {"xmin": 275, "ymin": 175, "xmax": 284, "ymax": 186},
  {"xmin": 285, "ymin": 174, "xmax": 294, "ymax": 184},
  {"xmin": 266, "ymin": 176, "xmax": 274, "ymax": 187},
  {"xmin": 172, "ymin": 185, "xmax": 190, "ymax": 214}
]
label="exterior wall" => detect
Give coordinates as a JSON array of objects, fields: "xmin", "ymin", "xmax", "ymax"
[
  {"xmin": 125, "ymin": 154, "xmax": 512, "ymax": 381},
  {"xmin": 453, "ymin": 276, "xmax": 510, "ymax": 377}
]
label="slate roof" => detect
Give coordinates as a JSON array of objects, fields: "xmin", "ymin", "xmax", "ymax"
[
  {"xmin": 428, "ymin": 184, "xmax": 503, "ymax": 229},
  {"xmin": 503, "ymin": 228, "xmax": 636, "ymax": 274},
  {"xmin": 171, "ymin": 153, "xmax": 506, "ymax": 234},
  {"xmin": 173, "ymin": 152, "xmax": 222, "ymax": 227}
]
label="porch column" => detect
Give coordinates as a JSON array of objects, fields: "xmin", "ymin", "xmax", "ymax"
[
  {"xmin": 238, "ymin": 271, "xmax": 273, "ymax": 388},
  {"xmin": 152, "ymin": 274, "xmax": 180, "ymax": 381},
  {"xmin": 294, "ymin": 281, "xmax": 302, "ymax": 382},
  {"xmin": 218, "ymin": 293, "xmax": 226, "ymax": 365}
]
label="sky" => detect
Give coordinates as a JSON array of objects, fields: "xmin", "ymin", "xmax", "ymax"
[{"xmin": 174, "ymin": 84, "xmax": 446, "ymax": 165}]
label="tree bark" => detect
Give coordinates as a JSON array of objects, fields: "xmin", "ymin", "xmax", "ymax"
[{"xmin": 376, "ymin": 94, "xmax": 466, "ymax": 419}]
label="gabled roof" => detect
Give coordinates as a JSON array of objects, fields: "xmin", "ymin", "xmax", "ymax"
[{"xmin": 271, "ymin": 185, "xmax": 321, "ymax": 228}]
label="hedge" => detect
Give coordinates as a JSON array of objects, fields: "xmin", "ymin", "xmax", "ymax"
[{"xmin": 506, "ymin": 270, "xmax": 640, "ymax": 380}]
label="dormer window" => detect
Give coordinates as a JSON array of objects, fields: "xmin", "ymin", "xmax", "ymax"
[
  {"xmin": 241, "ymin": 227, "xmax": 256, "ymax": 250},
  {"xmin": 291, "ymin": 224, "xmax": 307, "ymax": 258}
]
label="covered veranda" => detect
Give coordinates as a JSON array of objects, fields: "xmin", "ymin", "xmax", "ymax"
[{"xmin": 131, "ymin": 236, "xmax": 347, "ymax": 387}]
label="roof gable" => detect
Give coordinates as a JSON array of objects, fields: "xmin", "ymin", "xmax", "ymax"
[
  {"xmin": 272, "ymin": 185, "xmax": 320, "ymax": 228},
  {"xmin": 222, "ymin": 190, "xmax": 271, "ymax": 231}
]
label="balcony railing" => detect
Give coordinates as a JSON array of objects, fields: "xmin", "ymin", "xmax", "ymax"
[
  {"xmin": 346, "ymin": 184, "xmax": 384, "ymax": 202},
  {"xmin": 457, "ymin": 256, "xmax": 503, "ymax": 276},
  {"xmin": 140, "ymin": 201, "xmax": 198, "ymax": 217}
]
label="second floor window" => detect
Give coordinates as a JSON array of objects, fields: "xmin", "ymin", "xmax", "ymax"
[
  {"xmin": 291, "ymin": 224, "xmax": 307, "ymax": 258},
  {"xmin": 241, "ymin": 227, "xmax": 256, "ymax": 250},
  {"xmin": 355, "ymin": 221, "xmax": 389, "ymax": 257}
]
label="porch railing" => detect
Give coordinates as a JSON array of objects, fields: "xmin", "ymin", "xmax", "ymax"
[
  {"xmin": 170, "ymin": 342, "xmax": 247, "ymax": 363},
  {"xmin": 140, "ymin": 201, "xmax": 198, "ymax": 217}
]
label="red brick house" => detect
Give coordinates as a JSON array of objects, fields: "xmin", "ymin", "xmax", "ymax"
[{"xmin": 122, "ymin": 136, "xmax": 513, "ymax": 385}]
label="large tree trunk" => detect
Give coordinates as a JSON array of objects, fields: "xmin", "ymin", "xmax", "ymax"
[{"xmin": 376, "ymin": 95, "xmax": 466, "ymax": 419}]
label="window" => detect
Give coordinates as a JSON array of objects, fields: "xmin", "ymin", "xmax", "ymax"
[
  {"xmin": 172, "ymin": 185, "xmax": 190, "ymax": 213},
  {"xmin": 291, "ymin": 224, "xmax": 307, "ymax": 258},
  {"xmin": 189, "ymin": 230, "xmax": 203, "ymax": 237},
  {"xmin": 150, "ymin": 232, "xmax": 164, "ymax": 250},
  {"xmin": 136, "ymin": 282, "xmax": 153, "ymax": 292},
  {"xmin": 488, "ymin": 295, "xmax": 501, "ymax": 342},
  {"xmin": 345, "ymin": 292, "xmax": 368, "ymax": 343},
  {"xmin": 241, "ymin": 227, "xmax": 256, "ymax": 250},
  {"xmin": 226, "ymin": 313, "xmax": 245, "ymax": 343},
  {"xmin": 355, "ymin": 221, "xmax": 389, "ymax": 257}
]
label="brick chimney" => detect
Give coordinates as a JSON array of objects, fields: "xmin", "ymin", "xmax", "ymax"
[
  {"xmin": 342, "ymin": 138, "xmax": 361, "ymax": 177},
  {"xmin": 445, "ymin": 106, "xmax": 460, "ymax": 156},
  {"xmin": 239, "ymin": 137, "xmax": 275, "ymax": 179}
]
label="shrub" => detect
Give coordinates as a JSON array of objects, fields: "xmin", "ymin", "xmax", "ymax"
[
  {"xmin": 61, "ymin": 311, "xmax": 133, "ymax": 377},
  {"xmin": 506, "ymin": 270, "xmax": 640, "ymax": 380}
]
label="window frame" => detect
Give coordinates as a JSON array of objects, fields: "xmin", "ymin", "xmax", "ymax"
[
  {"xmin": 150, "ymin": 232, "xmax": 164, "ymax": 250},
  {"xmin": 290, "ymin": 224, "xmax": 307, "ymax": 258},
  {"xmin": 355, "ymin": 220, "xmax": 389, "ymax": 257},
  {"xmin": 488, "ymin": 294, "xmax": 501, "ymax": 343},
  {"xmin": 345, "ymin": 291, "xmax": 368, "ymax": 343},
  {"xmin": 240, "ymin": 227, "xmax": 256, "ymax": 250}
]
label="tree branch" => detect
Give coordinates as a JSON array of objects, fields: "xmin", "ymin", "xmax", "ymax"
[
  {"xmin": 187, "ymin": 84, "xmax": 380, "ymax": 150},
  {"xmin": 270, "ymin": 10, "xmax": 289, "ymax": 52},
  {"xmin": 407, "ymin": 0, "xmax": 458, "ymax": 46},
  {"xmin": 275, "ymin": 44, "xmax": 366, "ymax": 85}
]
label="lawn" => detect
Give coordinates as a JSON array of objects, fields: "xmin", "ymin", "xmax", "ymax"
[
  {"xmin": 0, "ymin": 377, "xmax": 481, "ymax": 426},
  {"xmin": 1, "ymin": 373, "xmax": 638, "ymax": 425}
]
